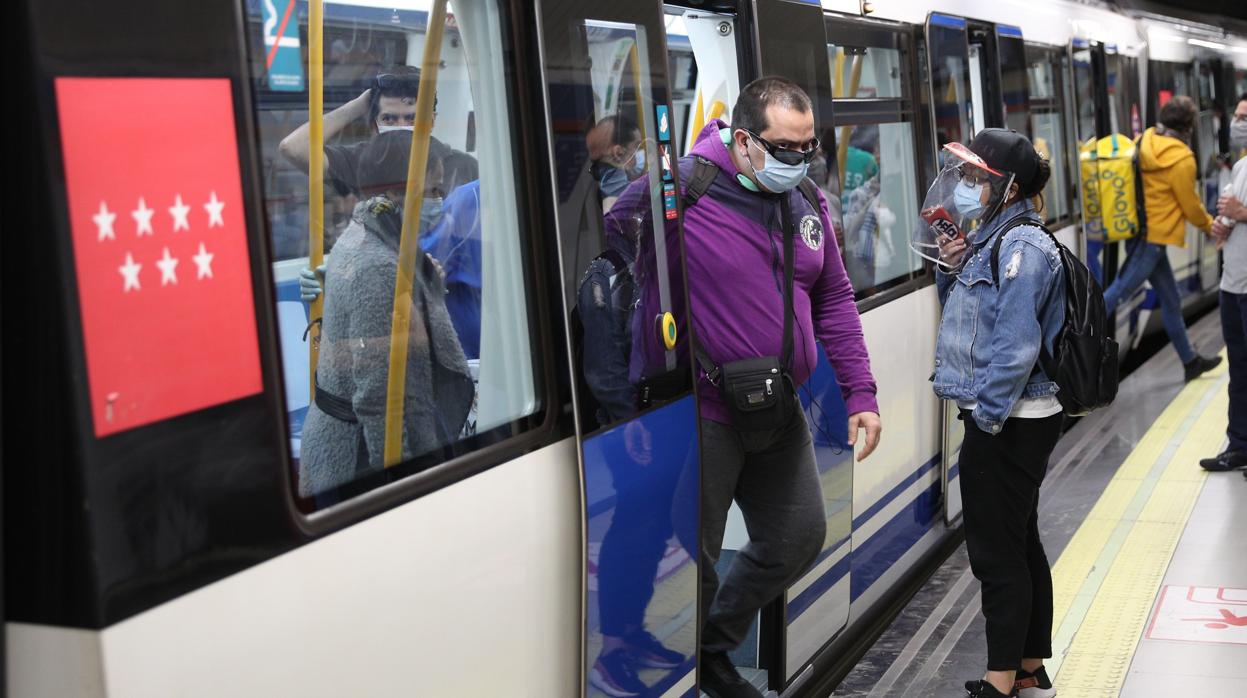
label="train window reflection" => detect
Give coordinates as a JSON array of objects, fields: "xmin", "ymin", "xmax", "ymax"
[
  {"xmin": 247, "ymin": 0, "xmax": 539, "ymax": 510},
  {"xmin": 928, "ymin": 25, "xmax": 970, "ymax": 150},
  {"xmin": 840, "ymin": 123, "xmax": 921, "ymax": 292},
  {"xmin": 829, "ymin": 45, "xmax": 903, "ymax": 99},
  {"xmin": 1031, "ymin": 112, "xmax": 1069, "ymax": 223}
]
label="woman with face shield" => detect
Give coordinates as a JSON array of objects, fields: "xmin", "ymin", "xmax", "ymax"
[
  {"xmin": 922, "ymin": 130, "xmax": 1064, "ymax": 698},
  {"xmin": 298, "ymin": 130, "xmax": 474, "ymax": 499}
]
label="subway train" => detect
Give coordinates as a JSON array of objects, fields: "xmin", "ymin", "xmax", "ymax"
[{"xmin": 4, "ymin": 0, "xmax": 1246, "ymax": 696}]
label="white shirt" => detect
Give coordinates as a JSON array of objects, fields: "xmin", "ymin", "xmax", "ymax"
[
  {"xmin": 957, "ymin": 395, "xmax": 1063, "ymax": 420},
  {"xmin": 1222, "ymin": 156, "xmax": 1247, "ymax": 295}
]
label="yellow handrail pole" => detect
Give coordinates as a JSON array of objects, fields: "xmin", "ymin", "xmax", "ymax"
[
  {"xmin": 837, "ymin": 52, "xmax": 864, "ymax": 192},
  {"xmin": 689, "ymin": 90, "xmax": 705, "ymax": 153},
  {"xmin": 382, "ymin": 0, "xmax": 448, "ymax": 467},
  {"xmin": 307, "ymin": 0, "xmax": 325, "ymax": 394},
  {"xmin": 628, "ymin": 43, "xmax": 648, "ymax": 144}
]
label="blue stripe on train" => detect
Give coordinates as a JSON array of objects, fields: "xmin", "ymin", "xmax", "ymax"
[{"xmin": 788, "ymin": 455, "xmax": 946, "ymax": 621}]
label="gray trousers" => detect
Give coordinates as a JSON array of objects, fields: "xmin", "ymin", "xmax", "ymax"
[{"xmin": 699, "ymin": 405, "xmax": 827, "ymax": 653}]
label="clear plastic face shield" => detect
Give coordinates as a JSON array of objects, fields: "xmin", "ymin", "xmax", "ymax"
[{"xmin": 911, "ymin": 142, "xmax": 1015, "ymax": 269}]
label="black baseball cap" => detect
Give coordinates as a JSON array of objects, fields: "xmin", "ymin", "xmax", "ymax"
[{"xmin": 968, "ymin": 128, "xmax": 1038, "ymax": 188}]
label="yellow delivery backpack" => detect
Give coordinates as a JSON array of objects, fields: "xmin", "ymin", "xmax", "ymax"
[{"xmin": 1079, "ymin": 133, "xmax": 1145, "ymax": 242}]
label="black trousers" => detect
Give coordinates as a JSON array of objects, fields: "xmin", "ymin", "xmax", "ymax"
[{"xmin": 959, "ymin": 410, "xmax": 1063, "ymax": 671}]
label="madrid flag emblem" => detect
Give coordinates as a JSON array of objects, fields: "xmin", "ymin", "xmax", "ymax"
[{"xmin": 56, "ymin": 78, "xmax": 263, "ymax": 437}]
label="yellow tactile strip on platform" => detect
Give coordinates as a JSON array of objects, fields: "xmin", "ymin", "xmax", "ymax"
[{"xmin": 1045, "ymin": 357, "xmax": 1228, "ymax": 698}]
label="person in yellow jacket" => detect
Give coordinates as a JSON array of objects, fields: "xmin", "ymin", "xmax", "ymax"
[{"xmin": 1102, "ymin": 95, "xmax": 1222, "ymax": 381}]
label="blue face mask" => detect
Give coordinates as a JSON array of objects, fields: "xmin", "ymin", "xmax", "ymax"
[
  {"xmin": 953, "ymin": 180, "xmax": 986, "ymax": 218},
  {"xmin": 747, "ymin": 137, "xmax": 809, "ymax": 193},
  {"xmin": 421, "ymin": 196, "xmax": 444, "ymax": 229},
  {"xmin": 629, "ymin": 148, "xmax": 646, "ymax": 178}
]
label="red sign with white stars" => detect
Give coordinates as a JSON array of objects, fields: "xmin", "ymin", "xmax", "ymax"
[{"xmin": 55, "ymin": 77, "xmax": 262, "ymax": 437}]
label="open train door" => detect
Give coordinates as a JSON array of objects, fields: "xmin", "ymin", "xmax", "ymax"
[
  {"xmin": 535, "ymin": 2, "xmax": 701, "ymax": 696},
  {"xmin": 925, "ymin": 12, "xmax": 973, "ymax": 526},
  {"xmin": 665, "ymin": 0, "xmax": 854, "ymax": 692}
]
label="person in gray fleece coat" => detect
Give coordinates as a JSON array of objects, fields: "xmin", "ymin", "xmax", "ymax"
[{"xmin": 300, "ymin": 130, "xmax": 474, "ymax": 497}]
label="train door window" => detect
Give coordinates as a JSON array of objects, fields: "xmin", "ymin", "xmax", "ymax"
[
  {"xmin": 828, "ymin": 22, "xmax": 925, "ymax": 300},
  {"xmin": 830, "ymin": 45, "xmax": 904, "ymax": 99},
  {"xmin": 1026, "ymin": 44, "xmax": 1073, "ymax": 226},
  {"xmin": 926, "ymin": 14, "xmax": 971, "ymax": 152},
  {"xmin": 966, "ymin": 43, "xmax": 987, "ymax": 135},
  {"xmin": 998, "ymin": 28, "xmax": 1031, "ymax": 138},
  {"xmin": 245, "ymin": 0, "xmax": 542, "ymax": 511},
  {"xmin": 665, "ymin": 7, "xmax": 740, "ymax": 158}
]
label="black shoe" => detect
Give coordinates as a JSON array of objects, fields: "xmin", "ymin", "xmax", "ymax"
[
  {"xmin": 964, "ymin": 679, "xmax": 1015, "ymax": 697},
  {"xmin": 700, "ymin": 651, "xmax": 764, "ymax": 698},
  {"xmin": 589, "ymin": 649, "xmax": 647, "ymax": 697},
  {"xmin": 1014, "ymin": 666, "xmax": 1056, "ymax": 697},
  {"xmin": 1184, "ymin": 354, "xmax": 1222, "ymax": 382},
  {"xmin": 1201, "ymin": 449, "xmax": 1247, "ymax": 472},
  {"xmin": 623, "ymin": 629, "xmax": 683, "ymax": 669}
]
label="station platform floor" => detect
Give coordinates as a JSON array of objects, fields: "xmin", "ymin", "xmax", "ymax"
[{"xmin": 834, "ymin": 311, "xmax": 1241, "ymax": 697}]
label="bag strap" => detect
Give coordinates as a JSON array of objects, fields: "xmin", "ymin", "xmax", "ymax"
[
  {"xmin": 778, "ymin": 191, "xmax": 797, "ymax": 372},
  {"xmin": 989, "ymin": 214, "xmax": 1049, "ymax": 288},
  {"xmin": 684, "ymin": 156, "xmax": 720, "ymax": 206},
  {"xmin": 1132, "ymin": 135, "xmax": 1148, "ymax": 234},
  {"xmin": 987, "ymin": 216, "xmax": 1062, "ymax": 377}
]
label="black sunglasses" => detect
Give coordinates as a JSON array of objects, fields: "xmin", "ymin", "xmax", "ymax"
[
  {"xmin": 745, "ymin": 129, "xmax": 820, "ymax": 166},
  {"xmin": 373, "ymin": 73, "xmax": 438, "ymax": 111}
]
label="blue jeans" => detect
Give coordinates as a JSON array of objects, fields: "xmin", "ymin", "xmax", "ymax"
[
  {"xmin": 1222, "ymin": 291, "xmax": 1247, "ymax": 452},
  {"xmin": 1102, "ymin": 239, "xmax": 1196, "ymax": 364}
]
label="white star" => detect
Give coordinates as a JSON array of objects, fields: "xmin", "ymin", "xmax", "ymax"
[
  {"xmin": 132, "ymin": 197, "xmax": 154, "ymax": 236},
  {"xmin": 118, "ymin": 252, "xmax": 142, "ymax": 292},
  {"xmin": 169, "ymin": 194, "xmax": 191, "ymax": 232},
  {"xmin": 204, "ymin": 191, "xmax": 226, "ymax": 228},
  {"xmin": 93, "ymin": 201, "xmax": 116, "ymax": 241},
  {"xmin": 156, "ymin": 247, "xmax": 179, "ymax": 286},
  {"xmin": 193, "ymin": 242, "xmax": 214, "ymax": 280}
]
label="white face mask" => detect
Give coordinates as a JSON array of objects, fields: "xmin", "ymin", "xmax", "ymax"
[
  {"xmin": 377, "ymin": 124, "xmax": 414, "ymax": 133},
  {"xmin": 1231, "ymin": 118, "xmax": 1247, "ymax": 150}
]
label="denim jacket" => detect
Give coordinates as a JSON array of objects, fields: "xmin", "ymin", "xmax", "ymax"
[{"xmin": 933, "ymin": 200, "xmax": 1065, "ymax": 435}]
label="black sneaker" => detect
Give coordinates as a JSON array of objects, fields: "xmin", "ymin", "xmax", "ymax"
[
  {"xmin": 1014, "ymin": 666, "xmax": 1056, "ymax": 698},
  {"xmin": 623, "ymin": 629, "xmax": 684, "ymax": 669},
  {"xmin": 964, "ymin": 679, "xmax": 1015, "ymax": 697},
  {"xmin": 700, "ymin": 651, "xmax": 764, "ymax": 698},
  {"xmin": 1201, "ymin": 449, "xmax": 1247, "ymax": 472},
  {"xmin": 1184, "ymin": 355, "xmax": 1222, "ymax": 382},
  {"xmin": 589, "ymin": 648, "xmax": 647, "ymax": 698}
]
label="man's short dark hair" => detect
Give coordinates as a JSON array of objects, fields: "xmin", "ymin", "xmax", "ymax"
[
  {"xmin": 1239, "ymin": 92, "xmax": 1247, "ymax": 107},
  {"xmin": 1159, "ymin": 95, "xmax": 1198, "ymax": 133},
  {"xmin": 367, "ymin": 65, "xmax": 431, "ymax": 125},
  {"xmin": 730, "ymin": 76, "xmax": 812, "ymax": 134}
]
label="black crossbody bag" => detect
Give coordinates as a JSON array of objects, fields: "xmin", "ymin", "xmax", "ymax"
[{"xmin": 694, "ymin": 193, "xmax": 798, "ymax": 432}]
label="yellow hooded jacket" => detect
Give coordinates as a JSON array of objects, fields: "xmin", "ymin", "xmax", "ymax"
[{"xmin": 1138, "ymin": 126, "xmax": 1213, "ymax": 246}]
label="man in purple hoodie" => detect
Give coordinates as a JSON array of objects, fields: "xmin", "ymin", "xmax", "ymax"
[{"xmin": 608, "ymin": 77, "xmax": 881, "ymax": 697}]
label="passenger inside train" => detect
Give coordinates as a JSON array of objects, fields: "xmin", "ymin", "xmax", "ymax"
[{"xmin": 298, "ymin": 130, "xmax": 474, "ymax": 497}]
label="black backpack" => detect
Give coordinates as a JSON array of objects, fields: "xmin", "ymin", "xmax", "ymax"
[{"xmin": 990, "ymin": 217, "xmax": 1119, "ymax": 416}]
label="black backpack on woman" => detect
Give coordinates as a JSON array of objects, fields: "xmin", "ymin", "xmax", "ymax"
[{"xmin": 991, "ymin": 217, "xmax": 1119, "ymax": 416}]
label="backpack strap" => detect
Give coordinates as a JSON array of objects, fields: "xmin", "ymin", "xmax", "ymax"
[
  {"xmin": 989, "ymin": 215, "xmax": 1050, "ymax": 288},
  {"xmin": 683, "ymin": 156, "xmax": 720, "ymax": 206},
  {"xmin": 596, "ymin": 248, "xmax": 629, "ymax": 276},
  {"xmin": 1132, "ymin": 135, "xmax": 1148, "ymax": 235},
  {"xmin": 797, "ymin": 177, "xmax": 822, "ymax": 213},
  {"xmin": 987, "ymin": 216, "xmax": 1063, "ymax": 377}
]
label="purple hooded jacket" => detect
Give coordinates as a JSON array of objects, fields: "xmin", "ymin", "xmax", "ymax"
[{"xmin": 607, "ymin": 119, "xmax": 877, "ymax": 424}]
